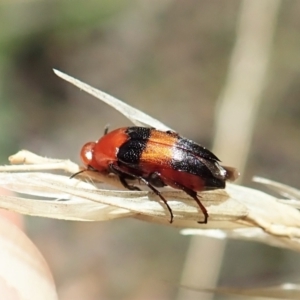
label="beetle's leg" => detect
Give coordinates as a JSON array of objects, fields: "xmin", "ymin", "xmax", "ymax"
[
  {"xmin": 138, "ymin": 176, "xmax": 174, "ymax": 223},
  {"xmin": 119, "ymin": 175, "xmax": 141, "ymax": 191},
  {"xmin": 185, "ymin": 190, "xmax": 208, "ymax": 224},
  {"xmin": 171, "ymin": 181, "xmax": 208, "ymax": 224},
  {"xmin": 109, "ymin": 163, "xmax": 140, "ymax": 191},
  {"xmin": 110, "ymin": 164, "xmax": 174, "ymax": 223},
  {"xmin": 147, "ymin": 172, "xmax": 166, "ymax": 188}
]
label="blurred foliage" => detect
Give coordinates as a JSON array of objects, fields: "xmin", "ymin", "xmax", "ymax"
[{"xmin": 0, "ymin": 0, "xmax": 132, "ymax": 162}]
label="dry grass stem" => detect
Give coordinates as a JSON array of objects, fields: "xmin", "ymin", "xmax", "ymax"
[
  {"xmin": 0, "ymin": 70, "xmax": 298, "ymax": 256},
  {"xmin": 184, "ymin": 283, "xmax": 300, "ymax": 300},
  {"xmin": 1, "ymin": 156, "xmax": 300, "ymax": 252}
]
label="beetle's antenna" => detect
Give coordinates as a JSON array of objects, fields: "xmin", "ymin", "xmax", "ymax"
[
  {"xmin": 104, "ymin": 124, "xmax": 110, "ymax": 135},
  {"xmin": 70, "ymin": 169, "xmax": 86, "ymax": 179}
]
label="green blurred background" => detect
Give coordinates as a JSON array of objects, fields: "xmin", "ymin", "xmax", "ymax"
[{"xmin": 1, "ymin": 0, "xmax": 300, "ymax": 299}]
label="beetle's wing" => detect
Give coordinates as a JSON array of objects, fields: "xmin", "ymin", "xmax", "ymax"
[
  {"xmin": 117, "ymin": 140, "xmax": 225, "ymax": 182},
  {"xmin": 126, "ymin": 127, "xmax": 220, "ymax": 162},
  {"xmin": 122, "ymin": 127, "xmax": 237, "ymax": 182},
  {"xmin": 144, "ymin": 130, "xmax": 238, "ymax": 180},
  {"xmin": 155, "ymin": 130, "xmax": 220, "ymax": 162},
  {"xmin": 175, "ymin": 136, "xmax": 220, "ymax": 162},
  {"xmin": 146, "ymin": 141, "xmax": 226, "ymax": 180}
]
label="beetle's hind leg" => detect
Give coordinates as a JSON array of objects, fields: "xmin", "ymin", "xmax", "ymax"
[
  {"xmin": 138, "ymin": 177, "xmax": 174, "ymax": 223},
  {"xmin": 169, "ymin": 181, "xmax": 208, "ymax": 224}
]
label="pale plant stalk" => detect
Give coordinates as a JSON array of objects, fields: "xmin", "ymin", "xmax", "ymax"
[
  {"xmin": 0, "ymin": 69, "xmax": 299, "ymax": 242},
  {"xmin": 177, "ymin": 1, "xmax": 281, "ymax": 300}
]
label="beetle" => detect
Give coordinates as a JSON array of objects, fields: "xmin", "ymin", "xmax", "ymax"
[{"xmin": 74, "ymin": 126, "xmax": 238, "ymax": 223}]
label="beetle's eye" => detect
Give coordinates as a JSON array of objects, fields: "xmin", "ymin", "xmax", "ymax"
[{"xmin": 80, "ymin": 142, "xmax": 96, "ymax": 166}]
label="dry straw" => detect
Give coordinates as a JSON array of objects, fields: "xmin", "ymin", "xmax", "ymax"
[
  {"xmin": 0, "ymin": 70, "xmax": 300, "ymax": 298},
  {"xmin": 0, "ymin": 70, "xmax": 299, "ymax": 247}
]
